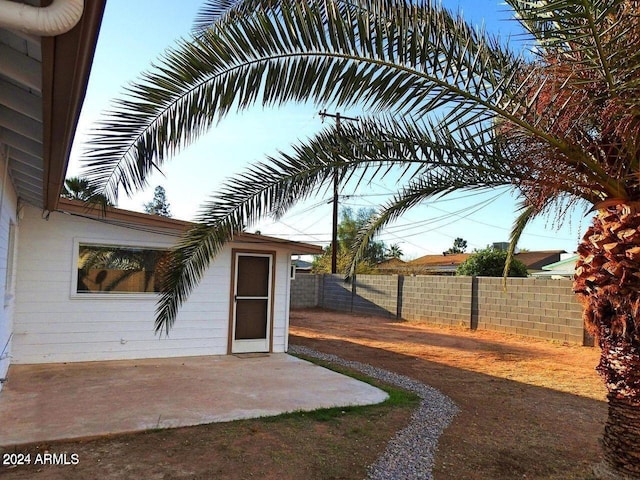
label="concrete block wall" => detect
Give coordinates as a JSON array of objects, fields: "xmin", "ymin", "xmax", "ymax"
[
  {"xmin": 320, "ymin": 274, "xmax": 353, "ymax": 311},
  {"xmin": 290, "ymin": 274, "xmax": 322, "ymax": 309},
  {"xmin": 353, "ymin": 275, "xmax": 398, "ymax": 317},
  {"xmin": 402, "ymin": 276, "xmax": 472, "ymax": 327},
  {"xmin": 290, "ymin": 274, "xmax": 589, "ymax": 345},
  {"xmin": 475, "ymin": 277, "xmax": 585, "ymax": 344}
]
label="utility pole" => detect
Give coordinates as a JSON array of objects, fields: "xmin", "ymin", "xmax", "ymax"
[{"xmin": 318, "ymin": 110, "xmax": 359, "ymax": 274}]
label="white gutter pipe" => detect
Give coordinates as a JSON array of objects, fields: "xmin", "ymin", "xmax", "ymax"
[{"xmin": 0, "ymin": 0, "xmax": 84, "ymax": 36}]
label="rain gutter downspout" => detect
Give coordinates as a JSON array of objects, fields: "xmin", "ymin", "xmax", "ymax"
[
  {"xmin": 0, "ymin": 146, "xmax": 9, "ymax": 367},
  {"xmin": 0, "ymin": 0, "xmax": 84, "ymax": 36}
]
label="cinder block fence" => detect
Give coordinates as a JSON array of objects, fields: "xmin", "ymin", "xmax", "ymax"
[{"xmin": 290, "ymin": 274, "xmax": 591, "ymax": 346}]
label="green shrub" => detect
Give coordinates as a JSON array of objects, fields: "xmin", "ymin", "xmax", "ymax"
[{"xmin": 456, "ymin": 248, "xmax": 528, "ymax": 277}]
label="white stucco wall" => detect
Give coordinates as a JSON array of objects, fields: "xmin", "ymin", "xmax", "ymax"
[
  {"xmin": 0, "ymin": 156, "xmax": 18, "ymax": 391},
  {"xmin": 12, "ymin": 205, "xmax": 294, "ymax": 364}
]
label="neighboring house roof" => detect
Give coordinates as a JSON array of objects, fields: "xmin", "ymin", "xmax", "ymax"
[
  {"xmin": 57, "ymin": 198, "xmax": 324, "ymax": 255},
  {"xmin": 376, "ymin": 257, "xmax": 406, "ymax": 268},
  {"xmin": 532, "ymin": 254, "xmax": 578, "ymax": 279},
  {"xmin": 374, "ymin": 258, "xmax": 407, "ymax": 274},
  {"xmin": 386, "ymin": 250, "xmax": 569, "ymax": 275},
  {"xmin": 389, "ymin": 253, "xmax": 470, "ymax": 275},
  {"xmin": 0, "ymin": 0, "xmax": 107, "ymax": 210},
  {"xmin": 408, "ymin": 253, "xmax": 470, "ymax": 268},
  {"xmin": 514, "ymin": 250, "xmax": 566, "ymax": 271},
  {"xmin": 293, "ymin": 260, "xmax": 313, "ymax": 273},
  {"xmin": 542, "ymin": 254, "xmax": 578, "ymax": 271}
]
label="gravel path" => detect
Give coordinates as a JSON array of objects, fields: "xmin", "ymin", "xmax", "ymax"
[{"xmin": 289, "ymin": 345, "xmax": 459, "ymax": 480}]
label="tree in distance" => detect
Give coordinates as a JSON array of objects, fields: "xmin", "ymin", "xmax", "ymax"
[
  {"xmin": 312, "ymin": 207, "xmax": 386, "ymax": 274},
  {"xmin": 445, "ymin": 237, "xmax": 468, "ymax": 255},
  {"xmin": 143, "ymin": 186, "xmax": 172, "ymax": 217},
  {"xmin": 61, "ymin": 176, "xmax": 112, "ymax": 207},
  {"xmin": 385, "ymin": 243, "xmax": 403, "ymax": 260},
  {"xmin": 456, "ymin": 247, "xmax": 528, "ymax": 277}
]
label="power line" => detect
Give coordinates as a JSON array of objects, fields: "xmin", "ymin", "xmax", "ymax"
[
  {"xmin": 355, "ymin": 194, "xmax": 502, "ymax": 253},
  {"xmin": 346, "ymin": 181, "xmax": 579, "ymax": 242}
]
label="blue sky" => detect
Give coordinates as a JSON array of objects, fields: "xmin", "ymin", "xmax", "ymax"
[{"xmin": 68, "ymin": 0, "xmax": 587, "ymax": 259}]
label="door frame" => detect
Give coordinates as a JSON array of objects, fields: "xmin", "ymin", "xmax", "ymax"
[{"xmin": 227, "ymin": 249, "xmax": 276, "ymax": 354}]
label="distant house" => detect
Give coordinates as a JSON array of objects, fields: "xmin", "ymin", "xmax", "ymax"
[
  {"xmin": 293, "ymin": 259, "xmax": 314, "ymax": 275},
  {"xmin": 404, "ymin": 253, "xmax": 471, "ymax": 275},
  {"xmin": 377, "ymin": 249, "xmax": 569, "ymax": 276},
  {"xmin": 514, "ymin": 250, "xmax": 566, "ymax": 273},
  {"xmin": 532, "ymin": 253, "xmax": 578, "ymax": 279},
  {"xmin": 375, "ymin": 257, "xmax": 408, "ymax": 274}
]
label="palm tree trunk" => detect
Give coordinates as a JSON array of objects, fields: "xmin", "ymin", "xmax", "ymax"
[
  {"xmin": 596, "ymin": 334, "xmax": 640, "ymax": 478},
  {"xmin": 574, "ymin": 204, "xmax": 640, "ymax": 479}
]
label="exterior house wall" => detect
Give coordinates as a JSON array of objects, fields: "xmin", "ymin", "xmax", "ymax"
[
  {"xmin": 274, "ymin": 251, "xmax": 293, "ymax": 353},
  {"xmin": 0, "ymin": 156, "xmax": 18, "ymax": 391},
  {"xmin": 12, "ymin": 205, "xmax": 293, "ymax": 364}
]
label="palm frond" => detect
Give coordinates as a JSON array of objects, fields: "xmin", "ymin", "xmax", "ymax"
[
  {"xmin": 192, "ymin": 0, "xmax": 243, "ymax": 32},
  {"xmin": 506, "ymin": 0, "xmax": 638, "ymax": 92},
  {"xmin": 337, "ymin": 115, "xmax": 521, "ymax": 279},
  {"xmin": 503, "ymin": 201, "xmax": 538, "ymax": 285},
  {"xmin": 152, "ymin": 119, "xmax": 417, "ymax": 332},
  {"xmin": 84, "ymin": 0, "xmax": 640, "ymax": 337},
  {"xmin": 84, "ymin": 0, "xmax": 553, "ymax": 203},
  {"xmin": 156, "ymin": 221, "xmax": 235, "ymax": 335},
  {"xmin": 154, "ymin": 112, "xmax": 518, "ymax": 331}
]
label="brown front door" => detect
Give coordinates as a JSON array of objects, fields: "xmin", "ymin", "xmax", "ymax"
[{"xmin": 231, "ymin": 252, "xmax": 273, "ymax": 353}]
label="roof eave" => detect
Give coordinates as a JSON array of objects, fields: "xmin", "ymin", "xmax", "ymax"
[
  {"xmin": 42, "ymin": 0, "xmax": 107, "ymax": 211},
  {"xmin": 57, "ymin": 198, "xmax": 324, "ymax": 255},
  {"xmin": 233, "ymin": 232, "xmax": 324, "ymax": 255}
]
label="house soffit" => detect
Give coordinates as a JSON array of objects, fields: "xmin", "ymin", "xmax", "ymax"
[{"xmin": 0, "ymin": 0, "xmax": 106, "ymax": 211}]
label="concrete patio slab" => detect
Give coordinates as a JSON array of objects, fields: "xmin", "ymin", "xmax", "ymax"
[{"xmin": 0, "ymin": 354, "xmax": 388, "ymax": 447}]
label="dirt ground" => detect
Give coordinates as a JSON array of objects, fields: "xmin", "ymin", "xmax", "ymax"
[
  {"xmin": 0, "ymin": 308, "xmax": 607, "ymax": 479},
  {"xmin": 290, "ymin": 309, "xmax": 607, "ymax": 480}
]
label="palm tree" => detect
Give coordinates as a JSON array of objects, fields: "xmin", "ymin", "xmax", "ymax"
[
  {"xmin": 84, "ymin": 1, "xmax": 640, "ymax": 476},
  {"xmin": 385, "ymin": 244, "xmax": 403, "ymax": 260},
  {"xmin": 62, "ymin": 176, "xmax": 92, "ymax": 201},
  {"xmin": 62, "ymin": 176, "xmax": 113, "ymax": 206}
]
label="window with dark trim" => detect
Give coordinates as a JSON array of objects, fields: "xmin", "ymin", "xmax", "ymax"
[{"xmin": 76, "ymin": 244, "xmax": 170, "ymax": 294}]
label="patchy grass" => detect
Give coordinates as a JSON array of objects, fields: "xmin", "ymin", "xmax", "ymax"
[
  {"xmin": 289, "ymin": 352, "xmax": 420, "ymax": 411},
  {"xmin": 262, "ymin": 371, "xmax": 418, "ymax": 424}
]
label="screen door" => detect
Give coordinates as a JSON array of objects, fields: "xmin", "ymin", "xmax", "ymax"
[{"xmin": 231, "ymin": 253, "xmax": 273, "ymax": 353}]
